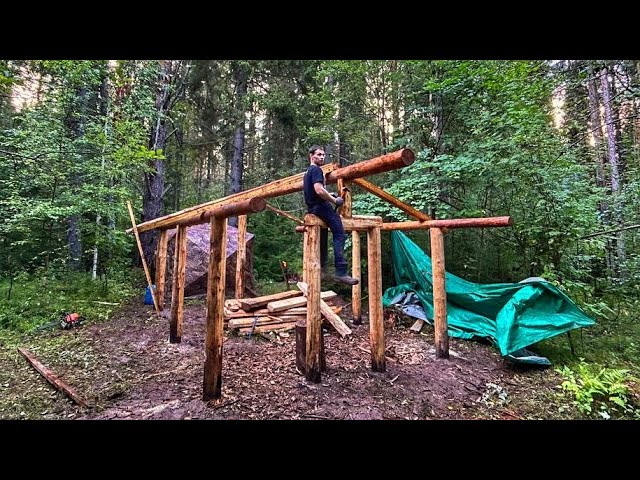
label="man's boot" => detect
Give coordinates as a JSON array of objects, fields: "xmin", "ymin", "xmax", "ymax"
[
  {"xmin": 321, "ymin": 268, "xmax": 332, "ymax": 282},
  {"xmin": 332, "ymin": 272, "xmax": 359, "ymax": 286}
]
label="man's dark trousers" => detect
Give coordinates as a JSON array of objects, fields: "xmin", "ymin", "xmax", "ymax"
[{"xmin": 308, "ymin": 201, "xmax": 348, "ymax": 275}]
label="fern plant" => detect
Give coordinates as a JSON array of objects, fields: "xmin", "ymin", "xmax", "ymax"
[{"xmin": 557, "ymin": 360, "xmax": 639, "ymax": 419}]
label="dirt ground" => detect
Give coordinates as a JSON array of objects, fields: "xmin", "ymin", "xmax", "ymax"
[{"xmin": 1, "ymin": 296, "xmax": 579, "ymax": 421}]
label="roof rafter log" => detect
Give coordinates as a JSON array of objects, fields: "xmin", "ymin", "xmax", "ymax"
[{"xmin": 127, "ymin": 149, "xmax": 415, "ymax": 234}]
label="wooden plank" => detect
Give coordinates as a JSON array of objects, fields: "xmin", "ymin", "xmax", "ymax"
[
  {"xmin": 225, "ymin": 308, "xmax": 269, "ymax": 319},
  {"xmin": 297, "ymin": 282, "xmax": 352, "ymax": 338},
  {"xmin": 224, "ymin": 299, "xmax": 241, "ymax": 311},
  {"xmin": 409, "ymin": 319, "xmax": 425, "ymax": 333},
  {"xmin": 228, "ymin": 315, "xmax": 306, "ymax": 329},
  {"xmin": 18, "ymin": 347, "xmax": 89, "ymax": 408},
  {"xmin": 239, "ymin": 290, "xmax": 302, "ymax": 311},
  {"xmin": 238, "ymin": 322, "xmax": 298, "ymax": 334},
  {"xmin": 126, "ymin": 201, "xmax": 159, "ymax": 313},
  {"xmin": 267, "ymin": 290, "xmax": 337, "ymax": 313},
  {"xmin": 225, "ymin": 305, "xmax": 340, "ymax": 319}
]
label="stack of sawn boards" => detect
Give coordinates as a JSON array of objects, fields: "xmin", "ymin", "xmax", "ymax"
[{"xmin": 224, "ymin": 287, "xmax": 351, "ymax": 337}]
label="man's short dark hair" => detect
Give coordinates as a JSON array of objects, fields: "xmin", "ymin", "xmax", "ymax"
[{"xmin": 308, "ymin": 144, "xmax": 325, "ymax": 156}]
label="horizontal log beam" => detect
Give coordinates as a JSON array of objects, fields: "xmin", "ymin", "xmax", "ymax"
[
  {"xmin": 179, "ymin": 197, "xmax": 267, "ymax": 228},
  {"xmin": 324, "ymin": 148, "xmax": 415, "ymax": 183},
  {"xmin": 380, "ymin": 216, "xmax": 513, "ymax": 231},
  {"xmin": 127, "ymin": 149, "xmax": 414, "ymax": 234},
  {"xmin": 296, "ymin": 214, "xmax": 384, "ymax": 233}
]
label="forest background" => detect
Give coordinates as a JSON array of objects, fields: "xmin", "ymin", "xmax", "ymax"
[{"xmin": 1, "ymin": 60, "xmax": 639, "ymax": 418}]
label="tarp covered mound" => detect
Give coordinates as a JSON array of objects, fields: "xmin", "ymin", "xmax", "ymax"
[
  {"xmin": 382, "ymin": 231, "xmax": 595, "ymax": 364},
  {"xmin": 165, "ymin": 223, "xmax": 255, "ymax": 297}
]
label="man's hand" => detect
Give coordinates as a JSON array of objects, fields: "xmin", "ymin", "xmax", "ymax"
[{"xmin": 335, "ymin": 196, "xmax": 344, "ymax": 207}]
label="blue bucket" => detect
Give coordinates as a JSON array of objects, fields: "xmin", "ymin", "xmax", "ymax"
[{"xmin": 144, "ymin": 285, "xmax": 156, "ymax": 305}]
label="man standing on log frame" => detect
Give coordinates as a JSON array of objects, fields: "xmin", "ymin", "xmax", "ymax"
[{"xmin": 303, "ymin": 145, "xmax": 358, "ymax": 286}]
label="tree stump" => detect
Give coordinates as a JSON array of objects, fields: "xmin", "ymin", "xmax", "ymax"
[{"xmin": 295, "ymin": 319, "xmax": 326, "ymax": 374}]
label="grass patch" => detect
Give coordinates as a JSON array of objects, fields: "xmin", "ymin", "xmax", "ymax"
[{"xmin": 0, "ymin": 269, "xmax": 144, "ymax": 333}]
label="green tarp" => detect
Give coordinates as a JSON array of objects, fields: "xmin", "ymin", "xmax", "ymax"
[{"xmin": 382, "ymin": 231, "xmax": 595, "ymax": 362}]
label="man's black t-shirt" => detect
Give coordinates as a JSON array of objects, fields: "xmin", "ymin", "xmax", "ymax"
[{"xmin": 303, "ymin": 164, "xmax": 326, "ymax": 210}]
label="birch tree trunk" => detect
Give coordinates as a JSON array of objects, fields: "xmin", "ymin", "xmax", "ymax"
[
  {"xmin": 587, "ymin": 67, "xmax": 614, "ymax": 273},
  {"xmin": 600, "ymin": 65, "xmax": 626, "ymax": 276}
]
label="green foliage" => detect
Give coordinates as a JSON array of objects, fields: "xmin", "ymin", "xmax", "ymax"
[
  {"xmin": 556, "ymin": 361, "xmax": 639, "ymax": 419},
  {"xmin": 249, "ymin": 206, "xmax": 305, "ymax": 283},
  {"xmin": 0, "ymin": 270, "xmax": 142, "ymax": 333}
]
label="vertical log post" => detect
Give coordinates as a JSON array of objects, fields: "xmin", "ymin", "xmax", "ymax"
[
  {"xmin": 430, "ymin": 227, "xmax": 449, "ymax": 359},
  {"xmin": 203, "ymin": 216, "xmax": 228, "ymax": 401},
  {"xmin": 155, "ymin": 229, "xmax": 169, "ymax": 310},
  {"xmin": 235, "ymin": 214, "xmax": 247, "ymax": 300},
  {"xmin": 303, "ymin": 221, "xmax": 322, "ymax": 383},
  {"xmin": 169, "ymin": 225, "xmax": 187, "ymax": 343},
  {"xmin": 351, "ymin": 231, "xmax": 362, "ymax": 325},
  {"xmin": 367, "ymin": 226, "xmax": 385, "ymax": 372},
  {"xmin": 341, "ymin": 182, "xmax": 352, "ymax": 218},
  {"xmin": 295, "ymin": 319, "xmax": 326, "ymax": 374}
]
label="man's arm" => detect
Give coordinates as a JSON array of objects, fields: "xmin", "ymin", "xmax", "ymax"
[{"xmin": 314, "ymin": 182, "xmax": 340, "ymax": 205}]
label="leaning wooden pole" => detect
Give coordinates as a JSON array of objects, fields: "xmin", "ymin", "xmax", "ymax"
[
  {"xmin": 128, "ymin": 149, "xmax": 415, "ymax": 234},
  {"xmin": 126, "ymin": 201, "xmax": 160, "ymax": 313},
  {"xmin": 169, "ymin": 224, "xmax": 187, "ymax": 343},
  {"xmin": 203, "ymin": 216, "xmax": 228, "ymax": 401},
  {"xmin": 430, "ymin": 227, "xmax": 449, "ymax": 359},
  {"xmin": 155, "ymin": 229, "xmax": 169, "ymax": 310},
  {"xmin": 303, "ymin": 224, "xmax": 323, "ymax": 383},
  {"xmin": 235, "ymin": 214, "xmax": 247, "ymax": 300},
  {"xmin": 353, "ymin": 178, "xmax": 432, "ymax": 222},
  {"xmin": 367, "ymin": 226, "xmax": 385, "ymax": 372}
]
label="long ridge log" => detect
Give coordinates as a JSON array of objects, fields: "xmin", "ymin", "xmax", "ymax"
[
  {"xmin": 129, "ymin": 165, "xmax": 335, "ymax": 234},
  {"xmin": 128, "ymin": 149, "xmax": 414, "ymax": 234},
  {"xmin": 380, "ymin": 216, "xmax": 512, "ymax": 231}
]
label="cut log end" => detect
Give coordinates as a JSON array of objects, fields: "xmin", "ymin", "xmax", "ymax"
[{"xmin": 401, "ymin": 148, "xmax": 415, "ymax": 165}]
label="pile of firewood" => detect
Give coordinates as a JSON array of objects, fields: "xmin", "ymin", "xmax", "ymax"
[{"xmin": 225, "ymin": 283, "xmax": 351, "ymax": 337}]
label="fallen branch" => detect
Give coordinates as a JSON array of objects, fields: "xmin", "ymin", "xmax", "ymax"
[
  {"xmin": 76, "ymin": 300, "xmax": 120, "ymax": 305},
  {"xmin": 18, "ymin": 347, "xmax": 89, "ymax": 409}
]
